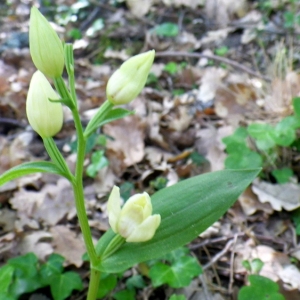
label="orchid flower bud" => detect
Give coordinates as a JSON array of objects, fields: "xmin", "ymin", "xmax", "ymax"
[
  {"xmin": 26, "ymin": 71, "xmax": 63, "ymax": 138},
  {"xmin": 29, "ymin": 7, "xmax": 64, "ymax": 78},
  {"xmin": 107, "ymin": 186, "xmax": 161, "ymax": 242},
  {"xmin": 106, "ymin": 50, "xmax": 155, "ymax": 105}
]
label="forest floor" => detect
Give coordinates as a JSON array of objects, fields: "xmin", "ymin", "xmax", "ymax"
[{"xmin": 1, "ymin": 0, "xmax": 300, "ymax": 299}]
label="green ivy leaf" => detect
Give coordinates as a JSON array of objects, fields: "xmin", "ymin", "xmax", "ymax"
[
  {"xmin": 113, "ymin": 289, "xmax": 135, "ymax": 300},
  {"xmin": 238, "ymin": 275, "xmax": 285, "ymax": 300},
  {"xmin": 0, "ymin": 161, "xmax": 70, "ymax": 187},
  {"xmin": 153, "ymin": 22, "xmax": 179, "ymax": 37},
  {"xmin": 40, "ymin": 254, "xmax": 65, "ymax": 284},
  {"xmin": 149, "ymin": 256, "xmax": 202, "ymax": 288},
  {"xmin": 126, "ymin": 275, "xmax": 146, "ymax": 290},
  {"xmin": 50, "ymin": 271, "xmax": 83, "ymax": 300},
  {"xmin": 148, "ymin": 262, "xmax": 171, "ymax": 287},
  {"xmin": 0, "ymin": 265, "xmax": 14, "ymax": 293},
  {"xmin": 272, "ymin": 125, "xmax": 296, "ymax": 147},
  {"xmin": 86, "ymin": 150, "xmax": 109, "ymax": 178},
  {"xmin": 225, "ymin": 151, "xmax": 263, "ymax": 169},
  {"xmin": 8, "ymin": 253, "xmax": 42, "ymax": 297},
  {"xmin": 271, "ymin": 168, "xmax": 293, "ymax": 184},
  {"xmin": 169, "ymin": 295, "xmax": 186, "ymax": 300},
  {"xmin": 293, "ymin": 97, "xmax": 300, "ymax": 117},
  {"xmin": 95, "ymin": 169, "xmax": 260, "ymax": 273},
  {"xmin": 97, "ymin": 273, "xmax": 117, "ymax": 299},
  {"xmin": 247, "ymin": 123, "xmax": 274, "ymax": 140}
]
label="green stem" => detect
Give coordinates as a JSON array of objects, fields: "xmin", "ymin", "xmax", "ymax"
[
  {"xmin": 72, "ymin": 108, "xmax": 98, "ymax": 267},
  {"xmin": 87, "ymin": 268, "xmax": 101, "ymax": 300},
  {"xmin": 53, "ymin": 76, "xmax": 75, "ymax": 109},
  {"xmin": 64, "ymin": 44, "xmax": 77, "ymax": 107}
]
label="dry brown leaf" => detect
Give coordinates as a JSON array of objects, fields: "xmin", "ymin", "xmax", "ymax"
[
  {"xmin": 35, "ymin": 178, "xmax": 76, "ymax": 226},
  {"xmin": 50, "ymin": 225, "xmax": 85, "ymax": 267},
  {"xmin": 239, "ymin": 186, "xmax": 273, "ymax": 216},
  {"xmin": 18, "ymin": 231, "xmax": 53, "ymax": 261},
  {"xmin": 162, "ymin": 0, "xmax": 205, "ymax": 9},
  {"xmin": 205, "ymin": 0, "xmax": 248, "ymax": 27},
  {"xmin": 252, "ymin": 179, "xmax": 300, "ymax": 211},
  {"xmin": 0, "ymin": 208, "xmax": 17, "ymax": 232},
  {"xmin": 104, "ymin": 116, "xmax": 145, "ymax": 174},
  {"xmin": 126, "ymin": 0, "xmax": 152, "ymax": 17},
  {"xmin": 234, "ymin": 242, "xmax": 300, "ymax": 292},
  {"xmin": 197, "ymin": 67, "xmax": 227, "ymax": 104}
]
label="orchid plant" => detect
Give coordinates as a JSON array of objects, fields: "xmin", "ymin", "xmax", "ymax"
[{"xmin": 0, "ymin": 7, "xmax": 260, "ymax": 300}]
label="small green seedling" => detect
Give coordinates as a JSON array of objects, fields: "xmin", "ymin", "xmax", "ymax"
[
  {"xmin": 0, "ymin": 253, "xmax": 82, "ymax": 300},
  {"xmin": 238, "ymin": 275, "xmax": 285, "ymax": 300}
]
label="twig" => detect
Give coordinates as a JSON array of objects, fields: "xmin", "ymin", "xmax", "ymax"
[
  {"xmin": 228, "ymin": 234, "xmax": 238, "ymax": 295},
  {"xmin": 0, "ymin": 117, "xmax": 27, "ymax": 128},
  {"xmin": 203, "ymin": 239, "xmax": 234, "ymax": 270},
  {"xmin": 155, "ymin": 51, "xmax": 271, "ymax": 82},
  {"xmin": 189, "ymin": 233, "xmax": 244, "ymax": 250},
  {"xmin": 199, "ymin": 274, "xmax": 212, "ymax": 300}
]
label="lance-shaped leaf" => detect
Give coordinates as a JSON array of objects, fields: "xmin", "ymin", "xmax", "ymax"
[
  {"xmin": 84, "ymin": 106, "xmax": 134, "ymax": 138},
  {"xmin": 0, "ymin": 161, "xmax": 73, "ymax": 187},
  {"xmin": 95, "ymin": 169, "xmax": 260, "ymax": 273}
]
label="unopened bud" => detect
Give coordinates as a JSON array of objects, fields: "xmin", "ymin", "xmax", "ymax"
[
  {"xmin": 106, "ymin": 50, "xmax": 155, "ymax": 105},
  {"xmin": 29, "ymin": 7, "xmax": 64, "ymax": 78},
  {"xmin": 26, "ymin": 71, "xmax": 63, "ymax": 138}
]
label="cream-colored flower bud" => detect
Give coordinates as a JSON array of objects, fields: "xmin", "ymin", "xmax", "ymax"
[
  {"xmin": 29, "ymin": 7, "xmax": 64, "ymax": 78},
  {"xmin": 107, "ymin": 186, "xmax": 161, "ymax": 242},
  {"xmin": 26, "ymin": 71, "xmax": 63, "ymax": 138},
  {"xmin": 106, "ymin": 50, "xmax": 155, "ymax": 105}
]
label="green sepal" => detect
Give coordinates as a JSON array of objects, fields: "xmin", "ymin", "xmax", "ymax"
[
  {"xmin": 95, "ymin": 168, "xmax": 260, "ymax": 273},
  {"xmin": 0, "ymin": 161, "xmax": 72, "ymax": 187},
  {"xmin": 84, "ymin": 101, "xmax": 134, "ymax": 138}
]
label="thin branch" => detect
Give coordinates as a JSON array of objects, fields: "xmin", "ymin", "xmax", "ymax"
[
  {"xmin": 203, "ymin": 239, "xmax": 234, "ymax": 270},
  {"xmin": 155, "ymin": 51, "xmax": 271, "ymax": 81}
]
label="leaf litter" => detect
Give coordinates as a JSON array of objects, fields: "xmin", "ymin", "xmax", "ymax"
[{"xmin": 1, "ymin": 0, "xmax": 300, "ymax": 299}]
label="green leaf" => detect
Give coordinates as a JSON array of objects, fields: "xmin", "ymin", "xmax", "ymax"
[
  {"xmin": 150, "ymin": 256, "xmax": 202, "ymax": 288},
  {"xmin": 149, "ymin": 262, "xmax": 172, "ymax": 287},
  {"xmin": 238, "ymin": 275, "xmax": 285, "ymax": 300},
  {"xmin": 8, "ymin": 253, "xmax": 38, "ymax": 278},
  {"xmin": 272, "ymin": 125, "xmax": 296, "ymax": 146},
  {"xmin": 86, "ymin": 150, "xmax": 109, "ymax": 178},
  {"xmin": 97, "ymin": 273, "xmax": 117, "ymax": 299},
  {"xmin": 8, "ymin": 253, "xmax": 42, "ymax": 297},
  {"xmin": 0, "ymin": 265, "xmax": 14, "ymax": 293},
  {"xmin": 277, "ymin": 115, "xmax": 300, "ymax": 130},
  {"xmin": 247, "ymin": 123, "xmax": 274, "ymax": 140},
  {"xmin": 50, "ymin": 271, "xmax": 83, "ymax": 300},
  {"xmin": 113, "ymin": 289, "xmax": 135, "ymax": 300},
  {"xmin": 40, "ymin": 254, "xmax": 65, "ymax": 284},
  {"xmin": 0, "ymin": 161, "xmax": 70, "ymax": 187},
  {"xmin": 95, "ymin": 169, "xmax": 260, "ymax": 273},
  {"xmin": 225, "ymin": 152, "xmax": 263, "ymax": 169},
  {"xmin": 164, "ymin": 62, "xmax": 178, "ymax": 75},
  {"xmin": 222, "ymin": 127, "xmax": 248, "ymax": 150},
  {"xmin": 153, "ymin": 22, "xmax": 179, "ymax": 37},
  {"xmin": 271, "ymin": 168, "xmax": 293, "ymax": 184},
  {"xmin": 96, "ymin": 108, "xmax": 134, "ymax": 127},
  {"xmin": 293, "ymin": 97, "xmax": 300, "ymax": 117},
  {"xmin": 126, "ymin": 275, "xmax": 146, "ymax": 290},
  {"xmin": 0, "ymin": 293, "xmax": 15, "ymax": 300},
  {"xmin": 169, "ymin": 295, "xmax": 186, "ymax": 300},
  {"xmin": 84, "ymin": 100, "xmax": 133, "ymax": 138}
]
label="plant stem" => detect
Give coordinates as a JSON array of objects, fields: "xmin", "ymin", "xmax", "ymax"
[
  {"xmin": 87, "ymin": 268, "xmax": 101, "ymax": 300},
  {"xmin": 72, "ymin": 108, "xmax": 98, "ymax": 267}
]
